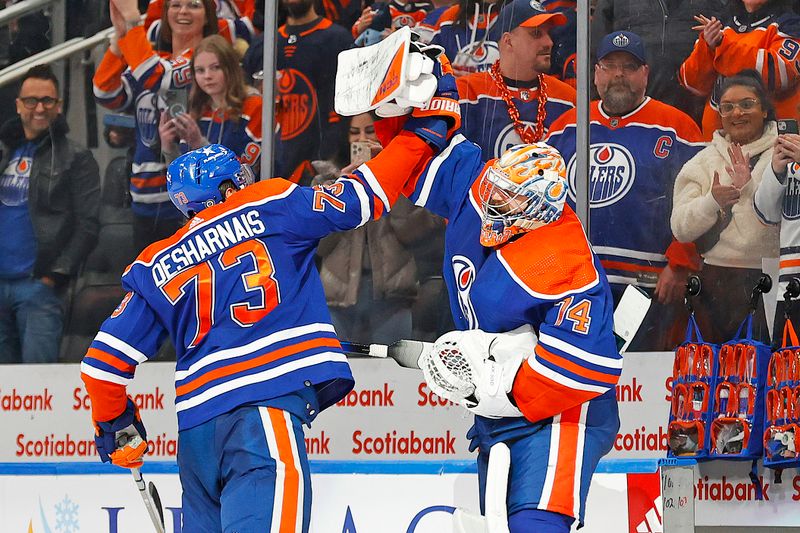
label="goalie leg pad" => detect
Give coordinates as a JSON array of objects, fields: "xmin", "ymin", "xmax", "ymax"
[{"xmin": 485, "ymin": 442, "xmax": 511, "ymax": 533}]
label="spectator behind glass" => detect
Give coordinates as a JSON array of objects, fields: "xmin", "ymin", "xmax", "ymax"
[
  {"xmin": 754, "ymin": 120, "xmax": 800, "ymax": 341},
  {"xmin": 429, "ymin": 0, "xmax": 502, "ymax": 77},
  {"xmin": 351, "ymin": 1, "xmax": 433, "ymax": 47},
  {"xmin": 457, "ymin": 0, "xmax": 576, "ymax": 161},
  {"xmin": 591, "ymin": 0, "xmax": 725, "ymax": 123},
  {"xmin": 275, "ymin": 0, "xmax": 353, "ymax": 186},
  {"xmin": 671, "ymin": 71, "xmax": 780, "ymax": 343},
  {"xmin": 315, "ymin": 112, "xmax": 424, "ymax": 345},
  {"xmin": 158, "ymin": 35, "xmax": 262, "ymax": 173},
  {"xmin": 547, "ymin": 31, "xmax": 704, "ymax": 351},
  {"xmin": 0, "ymin": 64, "xmax": 100, "ymax": 363},
  {"xmin": 93, "ymin": 0, "xmax": 244, "ymax": 254},
  {"xmin": 680, "ymin": 0, "xmax": 800, "ymax": 140}
]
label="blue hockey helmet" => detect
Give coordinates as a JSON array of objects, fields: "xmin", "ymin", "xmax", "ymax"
[{"xmin": 166, "ymin": 144, "xmax": 256, "ymax": 217}]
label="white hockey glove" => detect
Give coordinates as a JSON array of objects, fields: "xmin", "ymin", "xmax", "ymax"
[{"xmin": 420, "ymin": 325, "xmax": 537, "ymax": 419}]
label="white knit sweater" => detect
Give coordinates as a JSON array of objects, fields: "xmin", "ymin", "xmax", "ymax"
[{"xmin": 671, "ymin": 122, "xmax": 779, "ymax": 269}]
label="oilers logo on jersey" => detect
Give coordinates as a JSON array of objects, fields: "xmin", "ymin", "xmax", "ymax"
[
  {"xmin": 453, "ymin": 40, "xmax": 500, "ymax": 76},
  {"xmin": 784, "ymin": 162, "xmax": 800, "ymax": 220},
  {"xmin": 452, "ymin": 255, "xmax": 479, "ymax": 330},
  {"xmin": 566, "ymin": 143, "xmax": 636, "ymax": 208},
  {"xmin": 277, "ymin": 68, "xmax": 318, "ymax": 141},
  {"xmin": 136, "ymin": 93, "xmax": 160, "ymax": 148},
  {"xmin": 493, "ymin": 121, "xmax": 537, "ymax": 157}
]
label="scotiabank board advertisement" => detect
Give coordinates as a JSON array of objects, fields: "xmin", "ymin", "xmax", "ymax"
[
  {"xmin": 4, "ymin": 355, "xmax": 800, "ymax": 529},
  {"xmin": 2, "ymin": 354, "xmax": 671, "ymax": 463}
]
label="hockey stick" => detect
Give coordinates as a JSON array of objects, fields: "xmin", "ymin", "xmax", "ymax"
[
  {"xmin": 341, "ymin": 284, "xmax": 651, "ymax": 367},
  {"xmin": 131, "ymin": 464, "xmax": 165, "ymax": 533},
  {"xmin": 340, "ymin": 339, "xmax": 429, "ymax": 369}
]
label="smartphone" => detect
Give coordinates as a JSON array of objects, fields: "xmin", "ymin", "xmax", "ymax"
[
  {"xmin": 164, "ymin": 89, "xmax": 189, "ymax": 118},
  {"xmin": 350, "ymin": 141, "xmax": 372, "ymax": 166},
  {"xmin": 613, "ymin": 285, "xmax": 652, "ymax": 354},
  {"xmin": 777, "ymin": 119, "xmax": 799, "ymax": 135}
]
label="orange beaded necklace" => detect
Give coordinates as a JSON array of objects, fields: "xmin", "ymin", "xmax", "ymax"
[{"xmin": 488, "ymin": 60, "xmax": 548, "ymax": 144}]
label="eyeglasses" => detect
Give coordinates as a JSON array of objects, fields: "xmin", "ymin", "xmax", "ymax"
[
  {"xmin": 718, "ymin": 98, "xmax": 759, "ymax": 116},
  {"xmin": 18, "ymin": 96, "xmax": 59, "ymax": 109},
  {"xmin": 167, "ymin": 0, "xmax": 203, "ymax": 10},
  {"xmin": 597, "ymin": 61, "xmax": 642, "ymax": 74}
]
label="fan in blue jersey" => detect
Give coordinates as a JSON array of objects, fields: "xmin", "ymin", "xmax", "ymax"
[{"xmin": 81, "ymin": 41, "xmax": 462, "ymax": 531}]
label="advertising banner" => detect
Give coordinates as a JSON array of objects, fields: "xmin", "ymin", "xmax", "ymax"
[{"xmin": 0, "ymin": 354, "xmax": 673, "ymax": 462}]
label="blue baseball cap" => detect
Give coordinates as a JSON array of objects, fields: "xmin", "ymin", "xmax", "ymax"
[
  {"xmin": 495, "ymin": 0, "xmax": 567, "ymax": 34},
  {"xmin": 596, "ymin": 31, "xmax": 647, "ymax": 64}
]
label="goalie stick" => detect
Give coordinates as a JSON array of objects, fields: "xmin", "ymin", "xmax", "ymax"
[
  {"xmin": 341, "ymin": 284, "xmax": 652, "ymax": 368},
  {"xmin": 340, "ymin": 338, "xmax": 428, "ymax": 369}
]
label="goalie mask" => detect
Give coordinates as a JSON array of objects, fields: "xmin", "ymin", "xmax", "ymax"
[
  {"xmin": 167, "ymin": 144, "xmax": 256, "ymax": 218},
  {"xmin": 478, "ymin": 142, "xmax": 568, "ymax": 247}
]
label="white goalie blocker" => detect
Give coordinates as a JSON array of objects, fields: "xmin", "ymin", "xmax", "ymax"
[{"xmin": 334, "ymin": 26, "xmax": 441, "ymax": 117}]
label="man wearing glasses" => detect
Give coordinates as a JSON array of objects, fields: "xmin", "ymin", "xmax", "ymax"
[
  {"xmin": 546, "ymin": 31, "xmax": 704, "ymax": 351},
  {"xmin": 0, "ymin": 64, "xmax": 100, "ymax": 363}
]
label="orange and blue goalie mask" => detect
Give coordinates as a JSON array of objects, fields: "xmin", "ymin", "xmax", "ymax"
[{"xmin": 478, "ymin": 143, "xmax": 568, "ymax": 247}]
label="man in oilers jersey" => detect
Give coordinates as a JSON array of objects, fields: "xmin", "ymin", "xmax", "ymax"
[
  {"xmin": 546, "ymin": 31, "xmax": 704, "ymax": 351},
  {"xmin": 372, "ymin": 94, "xmax": 620, "ymax": 533},
  {"xmin": 79, "ymin": 40, "xmax": 459, "ymax": 531}
]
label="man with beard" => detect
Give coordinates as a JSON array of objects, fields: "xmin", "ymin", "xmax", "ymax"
[
  {"xmin": 276, "ymin": 0, "xmax": 352, "ymax": 184},
  {"xmin": 546, "ymin": 31, "xmax": 705, "ymax": 351},
  {"xmin": 456, "ymin": 0, "xmax": 576, "ymax": 161}
]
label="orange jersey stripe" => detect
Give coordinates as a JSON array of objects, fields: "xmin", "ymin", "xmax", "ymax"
[
  {"xmin": 130, "ymin": 176, "xmax": 167, "ymax": 189},
  {"xmin": 600, "ymin": 260, "xmax": 662, "ymax": 274},
  {"xmin": 176, "ymin": 337, "xmax": 340, "ymax": 396},
  {"xmin": 781, "ymin": 259, "xmax": 800, "ymax": 269},
  {"xmin": 269, "ymin": 408, "xmax": 301, "ymax": 532},
  {"xmin": 545, "ymin": 405, "xmax": 582, "ymax": 516},
  {"xmin": 86, "ymin": 348, "xmax": 136, "ymax": 374},
  {"xmin": 535, "ymin": 346, "xmax": 619, "ymax": 386},
  {"xmin": 512, "ymin": 360, "xmax": 601, "ymax": 424}
]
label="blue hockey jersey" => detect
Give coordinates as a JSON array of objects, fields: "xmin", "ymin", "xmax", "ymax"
[
  {"xmin": 405, "ymin": 133, "xmax": 621, "ymax": 428},
  {"xmin": 457, "ymin": 71, "xmax": 576, "ymax": 161},
  {"xmin": 81, "ymin": 133, "xmax": 432, "ymax": 430},
  {"xmin": 546, "ymin": 98, "xmax": 705, "ymax": 287}
]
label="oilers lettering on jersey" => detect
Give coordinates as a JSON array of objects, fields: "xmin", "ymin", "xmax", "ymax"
[
  {"xmin": 547, "ymin": 98, "xmax": 704, "ymax": 287},
  {"xmin": 566, "ymin": 143, "xmax": 635, "ymax": 208}
]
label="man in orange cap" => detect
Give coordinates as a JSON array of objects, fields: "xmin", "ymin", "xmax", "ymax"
[{"xmin": 456, "ymin": 0, "xmax": 577, "ymax": 161}]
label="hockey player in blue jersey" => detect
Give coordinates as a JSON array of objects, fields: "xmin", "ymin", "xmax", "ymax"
[
  {"xmin": 80, "ymin": 40, "xmax": 460, "ymax": 531},
  {"xmin": 371, "ymin": 84, "xmax": 620, "ymax": 533}
]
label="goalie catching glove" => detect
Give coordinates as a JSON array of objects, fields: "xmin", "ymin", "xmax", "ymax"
[
  {"xmin": 420, "ymin": 325, "xmax": 537, "ymax": 419},
  {"xmin": 93, "ymin": 396, "xmax": 148, "ymax": 468}
]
